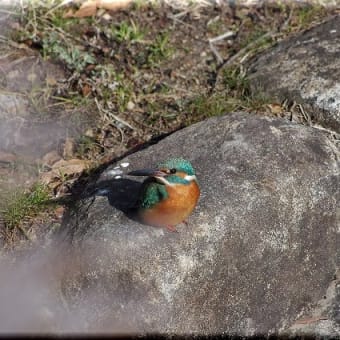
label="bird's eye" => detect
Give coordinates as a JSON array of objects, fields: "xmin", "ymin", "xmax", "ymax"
[{"xmin": 170, "ymin": 168, "xmax": 177, "ymax": 174}]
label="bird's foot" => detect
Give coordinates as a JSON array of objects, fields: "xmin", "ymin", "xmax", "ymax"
[{"xmin": 165, "ymin": 225, "xmax": 178, "ymax": 233}]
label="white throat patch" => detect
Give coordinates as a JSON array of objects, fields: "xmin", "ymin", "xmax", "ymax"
[
  {"xmin": 184, "ymin": 175, "xmax": 197, "ymax": 181},
  {"xmin": 155, "ymin": 174, "xmax": 197, "ymax": 186}
]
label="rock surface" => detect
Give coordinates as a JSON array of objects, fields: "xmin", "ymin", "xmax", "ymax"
[
  {"xmin": 284, "ymin": 268, "xmax": 340, "ymax": 337},
  {"xmin": 57, "ymin": 113, "xmax": 340, "ymax": 334},
  {"xmin": 247, "ymin": 15, "xmax": 340, "ymax": 132}
]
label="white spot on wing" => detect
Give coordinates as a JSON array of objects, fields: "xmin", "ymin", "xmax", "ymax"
[
  {"xmin": 120, "ymin": 162, "xmax": 130, "ymax": 168},
  {"xmin": 106, "ymin": 169, "xmax": 123, "ymax": 176}
]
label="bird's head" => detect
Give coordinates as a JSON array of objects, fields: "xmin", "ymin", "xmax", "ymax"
[{"xmin": 128, "ymin": 158, "xmax": 197, "ymax": 186}]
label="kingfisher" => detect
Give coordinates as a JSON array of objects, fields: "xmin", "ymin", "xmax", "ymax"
[{"xmin": 128, "ymin": 158, "xmax": 200, "ymax": 232}]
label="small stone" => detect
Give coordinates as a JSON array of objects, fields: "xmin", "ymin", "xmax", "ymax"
[
  {"xmin": 96, "ymin": 8, "xmax": 106, "ymax": 17},
  {"xmin": 84, "ymin": 129, "xmax": 95, "ymax": 138},
  {"xmin": 126, "ymin": 101, "xmax": 135, "ymax": 110},
  {"xmin": 101, "ymin": 12, "xmax": 112, "ymax": 21},
  {"xmin": 27, "ymin": 72, "xmax": 37, "ymax": 82}
]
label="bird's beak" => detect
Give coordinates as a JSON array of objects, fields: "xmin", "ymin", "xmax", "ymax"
[{"xmin": 128, "ymin": 168, "xmax": 167, "ymax": 177}]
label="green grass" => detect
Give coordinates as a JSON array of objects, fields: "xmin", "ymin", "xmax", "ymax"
[
  {"xmin": 186, "ymin": 93, "xmax": 228, "ymax": 122},
  {"xmin": 222, "ymin": 67, "xmax": 250, "ymax": 97},
  {"xmin": 75, "ymin": 135, "xmax": 102, "ymax": 159},
  {"xmin": 185, "ymin": 66, "xmax": 272, "ymax": 123},
  {"xmin": 147, "ymin": 32, "xmax": 173, "ymax": 66},
  {"xmin": 2, "ymin": 183, "xmax": 51, "ymax": 230},
  {"xmin": 294, "ymin": 4, "xmax": 327, "ymax": 28},
  {"xmin": 207, "ymin": 19, "xmax": 222, "ymax": 35},
  {"xmin": 111, "ymin": 20, "xmax": 145, "ymax": 44},
  {"xmin": 186, "ymin": 91, "xmax": 271, "ymax": 124},
  {"xmin": 91, "ymin": 65, "xmax": 133, "ymax": 112},
  {"xmin": 42, "ymin": 32, "xmax": 95, "ymax": 72}
]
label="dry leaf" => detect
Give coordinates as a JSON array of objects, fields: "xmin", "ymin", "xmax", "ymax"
[
  {"xmin": 40, "ymin": 171, "xmax": 60, "ymax": 186},
  {"xmin": 85, "ymin": 64, "xmax": 96, "ymax": 72},
  {"xmin": 54, "ymin": 206, "xmax": 65, "ymax": 219},
  {"xmin": 42, "ymin": 150, "xmax": 61, "ymax": 166},
  {"xmin": 98, "ymin": 0, "xmax": 133, "ymax": 11},
  {"xmin": 41, "ymin": 158, "xmax": 90, "ymax": 188},
  {"xmin": 82, "ymin": 83, "xmax": 92, "ymax": 97},
  {"xmin": 52, "ymin": 158, "xmax": 90, "ymax": 176},
  {"xmin": 63, "ymin": 8, "xmax": 76, "ymax": 18},
  {"xmin": 74, "ymin": 0, "xmax": 97, "ymax": 17},
  {"xmin": 266, "ymin": 103, "xmax": 284, "ymax": 115},
  {"xmin": 71, "ymin": 0, "xmax": 133, "ymax": 17}
]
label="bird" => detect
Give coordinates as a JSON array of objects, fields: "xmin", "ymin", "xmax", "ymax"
[{"xmin": 128, "ymin": 158, "xmax": 200, "ymax": 232}]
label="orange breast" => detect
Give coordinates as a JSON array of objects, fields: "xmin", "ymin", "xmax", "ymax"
[{"xmin": 139, "ymin": 180, "xmax": 200, "ymax": 228}]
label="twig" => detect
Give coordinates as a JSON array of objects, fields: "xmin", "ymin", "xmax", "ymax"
[
  {"xmin": 209, "ymin": 31, "xmax": 235, "ymax": 44},
  {"xmin": 44, "ymin": 0, "xmax": 73, "ymax": 18},
  {"xmin": 280, "ymin": 6, "xmax": 293, "ymax": 32},
  {"xmin": 0, "ymin": 34, "xmax": 30, "ymax": 50},
  {"xmin": 223, "ymin": 31, "xmax": 275, "ymax": 68},
  {"xmin": 209, "ymin": 42, "xmax": 223, "ymax": 64},
  {"xmin": 130, "ymin": 113, "xmax": 164, "ymax": 133},
  {"xmin": 297, "ymin": 104, "xmax": 311, "ymax": 125},
  {"xmin": 312, "ymin": 124, "xmax": 340, "ymax": 140},
  {"xmin": 209, "ymin": 31, "xmax": 235, "ymax": 65},
  {"xmin": 168, "ymin": 13, "xmax": 196, "ymax": 29},
  {"xmin": 16, "ymin": 224, "xmax": 32, "ymax": 241},
  {"xmin": 54, "ymin": 25, "xmax": 102, "ymax": 51},
  {"xmin": 207, "ymin": 15, "xmax": 220, "ymax": 27},
  {"xmin": 94, "ymin": 97, "xmax": 134, "ymax": 130},
  {"xmin": 239, "ymin": 51, "xmax": 251, "ymax": 64}
]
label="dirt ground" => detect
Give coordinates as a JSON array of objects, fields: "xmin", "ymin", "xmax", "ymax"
[{"xmin": 0, "ymin": 0, "xmax": 338, "ymax": 250}]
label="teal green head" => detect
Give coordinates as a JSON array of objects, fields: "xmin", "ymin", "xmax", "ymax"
[
  {"xmin": 156, "ymin": 158, "xmax": 196, "ymax": 185},
  {"xmin": 128, "ymin": 158, "xmax": 199, "ymax": 209},
  {"xmin": 128, "ymin": 158, "xmax": 197, "ymax": 185}
]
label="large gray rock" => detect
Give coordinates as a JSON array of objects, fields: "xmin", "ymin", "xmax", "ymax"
[
  {"xmin": 58, "ymin": 113, "xmax": 339, "ymax": 334},
  {"xmin": 284, "ymin": 268, "xmax": 340, "ymax": 337},
  {"xmin": 247, "ymin": 15, "xmax": 340, "ymax": 132}
]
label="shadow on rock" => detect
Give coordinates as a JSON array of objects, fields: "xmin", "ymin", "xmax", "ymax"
[{"xmin": 92, "ymin": 178, "xmax": 142, "ymax": 222}]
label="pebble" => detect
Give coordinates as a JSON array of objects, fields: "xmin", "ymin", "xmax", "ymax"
[{"xmin": 126, "ymin": 101, "xmax": 135, "ymax": 110}]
